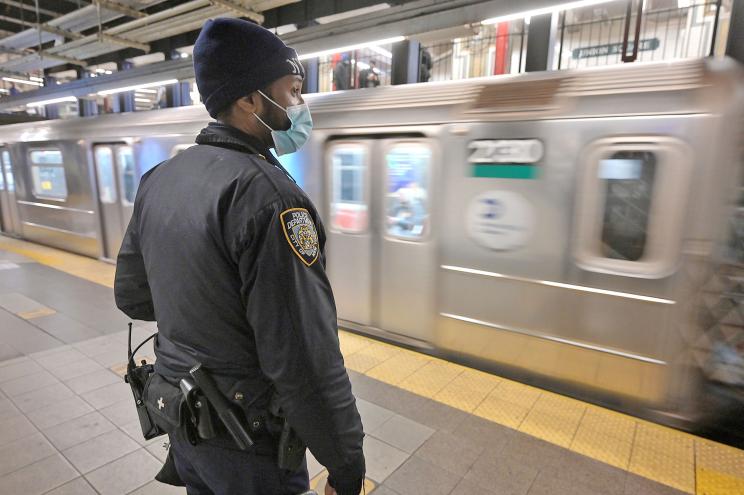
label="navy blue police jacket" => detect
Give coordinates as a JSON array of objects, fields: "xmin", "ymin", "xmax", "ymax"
[{"xmin": 114, "ymin": 122, "xmax": 365, "ymax": 494}]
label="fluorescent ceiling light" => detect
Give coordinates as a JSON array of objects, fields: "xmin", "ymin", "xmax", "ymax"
[
  {"xmin": 2, "ymin": 77, "xmax": 43, "ymax": 87},
  {"xmin": 298, "ymin": 36, "xmax": 405, "ymax": 60},
  {"xmin": 26, "ymin": 96, "xmax": 77, "ymax": 107},
  {"xmin": 369, "ymin": 45, "xmax": 393, "ymax": 58},
  {"xmin": 29, "ymin": 76, "xmax": 44, "ymax": 82},
  {"xmin": 274, "ymin": 24, "xmax": 297, "ymax": 35},
  {"xmin": 135, "ymin": 88, "xmax": 157, "ymax": 94},
  {"xmin": 98, "ymin": 79, "xmax": 178, "ymax": 95},
  {"xmin": 316, "ymin": 3, "xmax": 390, "ymax": 24},
  {"xmin": 134, "ymin": 97, "xmax": 151, "ymax": 103},
  {"xmin": 482, "ymin": 0, "xmax": 616, "ymax": 25}
]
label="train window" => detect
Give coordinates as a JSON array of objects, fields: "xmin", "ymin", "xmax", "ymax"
[
  {"xmin": 385, "ymin": 144, "xmax": 431, "ymax": 240},
  {"xmin": 94, "ymin": 147, "xmax": 117, "ymax": 204},
  {"xmin": 574, "ymin": 137, "xmax": 693, "ymax": 278},
  {"xmin": 29, "ymin": 149, "xmax": 67, "ymax": 201},
  {"xmin": 117, "ymin": 147, "xmax": 137, "ymax": 206},
  {"xmin": 329, "ymin": 144, "xmax": 368, "ymax": 233},
  {"xmin": 599, "ymin": 152, "xmax": 657, "ymax": 261},
  {"xmin": 1, "ymin": 151, "xmax": 13, "ymax": 192},
  {"xmin": 0, "ymin": 153, "xmax": 5, "ymax": 190},
  {"xmin": 29, "ymin": 150, "xmax": 63, "ymax": 165}
]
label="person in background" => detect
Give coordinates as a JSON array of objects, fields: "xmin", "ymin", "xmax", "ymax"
[
  {"xmin": 359, "ymin": 60, "xmax": 380, "ymax": 88},
  {"xmin": 333, "ymin": 53, "xmax": 352, "ymax": 90}
]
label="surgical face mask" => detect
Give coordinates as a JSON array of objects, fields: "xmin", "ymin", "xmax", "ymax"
[{"xmin": 253, "ymin": 90, "xmax": 313, "ymax": 156}]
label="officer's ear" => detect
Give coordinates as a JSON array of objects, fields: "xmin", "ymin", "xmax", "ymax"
[{"xmin": 234, "ymin": 93, "xmax": 261, "ymax": 115}]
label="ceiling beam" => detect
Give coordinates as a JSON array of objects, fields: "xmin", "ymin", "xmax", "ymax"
[
  {"xmin": 4, "ymin": 0, "xmax": 63, "ymax": 19},
  {"xmin": 208, "ymin": 0, "xmax": 264, "ymax": 24},
  {"xmin": 0, "ymin": 14, "xmax": 37, "ymax": 30},
  {"xmin": 92, "ymin": 0, "xmax": 148, "ymax": 19},
  {"xmin": 0, "ymin": 45, "xmax": 35, "ymax": 57},
  {"xmin": 38, "ymin": 23, "xmax": 85, "ymax": 40},
  {"xmin": 39, "ymin": 51, "xmax": 89, "ymax": 66},
  {"xmin": 98, "ymin": 33, "xmax": 150, "ymax": 52}
]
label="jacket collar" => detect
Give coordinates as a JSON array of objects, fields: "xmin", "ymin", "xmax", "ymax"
[
  {"xmin": 195, "ymin": 122, "xmax": 296, "ymax": 183},
  {"xmin": 195, "ymin": 122, "xmax": 276, "ymax": 162}
]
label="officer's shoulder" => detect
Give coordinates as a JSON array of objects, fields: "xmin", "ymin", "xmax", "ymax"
[{"xmin": 220, "ymin": 151, "xmax": 311, "ymax": 213}]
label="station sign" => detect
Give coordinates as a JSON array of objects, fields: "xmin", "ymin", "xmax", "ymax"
[{"xmin": 572, "ymin": 38, "xmax": 660, "ymax": 59}]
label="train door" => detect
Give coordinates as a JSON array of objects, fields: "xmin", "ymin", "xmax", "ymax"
[
  {"xmin": 376, "ymin": 140, "xmax": 436, "ymax": 341},
  {"xmin": 326, "ymin": 138, "xmax": 436, "ymax": 342},
  {"xmin": 326, "ymin": 142, "xmax": 373, "ymax": 325},
  {"xmin": 93, "ymin": 144, "xmax": 137, "ymax": 259},
  {"xmin": 0, "ymin": 148, "xmax": 22, "ymax": 236}
]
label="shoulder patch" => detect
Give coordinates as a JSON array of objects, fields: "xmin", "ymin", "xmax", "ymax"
[{"xmin": 280, "ymin": 208, "xmax": 319, "ymax": 266}]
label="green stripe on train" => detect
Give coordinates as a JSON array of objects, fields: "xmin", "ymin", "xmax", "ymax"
[{"xmin": 472, "ymin": 164, "xmax": 538, "ymax": 179}]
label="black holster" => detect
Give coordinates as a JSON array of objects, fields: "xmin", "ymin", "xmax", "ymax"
[
  {"xmin": 124, "ymin": 361, "xmax": 165, "ymax": 441},
  {"xmin": 277, "ymin": 418, "xmax": 307, "ymax": 472}
]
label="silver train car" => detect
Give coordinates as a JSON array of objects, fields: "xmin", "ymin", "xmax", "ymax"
[{"xmin": 1, "ymin": 58, "xmax": 743, "ymax": 429}]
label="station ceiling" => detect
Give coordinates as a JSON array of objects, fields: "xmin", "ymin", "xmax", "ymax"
[{"xmin": 0, "ymin": 0, "xmax": 420, "ymax": 78}]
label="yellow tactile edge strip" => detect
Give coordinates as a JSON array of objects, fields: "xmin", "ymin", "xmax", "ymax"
[
  {"xmin": 0, "ymin": 235, "xmax": 115, "ymax": 288},
  {"xmin": 4, "ymin": 237, "xmax": 743, "ymax": 494}
]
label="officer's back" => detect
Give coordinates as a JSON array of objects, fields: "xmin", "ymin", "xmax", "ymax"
[{"xmin": 114, "ymin": 18, "xmax": 365, "ymax": 495}]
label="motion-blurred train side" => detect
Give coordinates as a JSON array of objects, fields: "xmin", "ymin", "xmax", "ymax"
[{"xmin": 1, "ymin": 58, "xmax": 743, "ymax": 429}]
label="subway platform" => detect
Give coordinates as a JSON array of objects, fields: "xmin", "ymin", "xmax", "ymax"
[{"xmin": 0, "ymin": 236, "xmax": 742, "ymax": 495}]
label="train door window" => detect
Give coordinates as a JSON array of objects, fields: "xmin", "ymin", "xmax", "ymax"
[
  {"xmin": 385, "ymin": 143, "xmax": 431, "ymax": 240},
  {"xmin": 94, "ymin": 147, "xmax": 117, "ymax": 204},
  {"xmin": 329, "ymin": 143, "xmax": 368, "ymax": 233},
  {"xmin": 29, "ymin": 149, "xmax": 67, "ymax": 201},
  {"xmin": 117, "ymin": 146, "xmax": 137, "ymax": 206},
  {"xmin": 599, "ymin": 152, "xmax": 657, "ymax": 261},
  {"xmin": 2, "ymin": 151, "xmax": 14, "ymax": 192},
  {"xmin": 0, "ymin": 153, "xmax": 5, "ymax": 190},
  {"xmin": 574, "ymin": 137, "xmax": 692, "ymax": 278}
]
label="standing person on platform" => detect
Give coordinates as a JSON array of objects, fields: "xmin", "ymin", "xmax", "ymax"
[
  {"xmin": 359, "ymin": 60, "xmax": 381, "ymax": 88},
  {"xmin": 114, "ymin": 18, "xmax": 365, "ymax": 495},
  {"xmin": 333, "ymin": 53, "xmax": 352, "ymax": 90}
]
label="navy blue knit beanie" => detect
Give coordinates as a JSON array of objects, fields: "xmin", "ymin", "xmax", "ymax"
[{"xmin": 194, "ymin": 18, "xmax": 305, "ymax": 118}]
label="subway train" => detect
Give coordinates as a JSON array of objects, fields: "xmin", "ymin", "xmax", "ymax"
[{"xmin": 1, "ymin": 58, "xmax": 743, "ymax": 431}]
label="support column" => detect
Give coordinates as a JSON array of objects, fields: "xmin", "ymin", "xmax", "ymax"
[
  {"xmin": 117, "ymin": 61, "xmax": 135, "ymax": 112},
  {"xmin": 164, "ymin": 50, "xmax": 184, "ymax": 107},
  {"xmin": 179, "ymin": 82, "xmax": 192, "ymax": 106},
  {"xmin": 726, "ymin": 0, "xmax": 744, "ymax": 64},
  {"xmin": 166, "ymin": 82, "xmax": 182, "ymax": 107},
  {"xmin": 391, "ymin": 40, "xmax": 421, "ymax": 85},
  {"xmin": 301, "ymin": 58, "xmax": 319, "ymax": 94},
  {"xmin": 524, "ymin": 14, "xmax": 557, "ymax": 72},
  {"xmin": 43, "ymin": 76, "xmax": 59, "ymax": 119},
  {"xmin": 77, "ymin": 69, "xmax": 98, "ymax": 117},
  {"xmin": 493, "ymin": 22, "xmax": 510, "ymax": 75}
]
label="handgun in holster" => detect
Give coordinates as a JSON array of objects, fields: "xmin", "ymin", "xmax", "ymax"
[
  {"xmin": 189, "ymin": 363, "xmax": 255, "ymax": 450},
  {"xmin": 269, "ymin": 395, "xmax": 308, "ymax": 472},
  {"xmin": 179, "ymin": 377, "xmax": 217, "ymax": 443}
]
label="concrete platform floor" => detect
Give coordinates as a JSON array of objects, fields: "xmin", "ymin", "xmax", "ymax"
[{"xmin": 0, "ymin": 237, "xmax": 742, "ymax": 495}]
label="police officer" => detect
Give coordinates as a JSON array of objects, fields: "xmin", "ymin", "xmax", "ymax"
[{"xmin": 114, "ymin": 18, "xmax": 365, "ymax": 495}]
